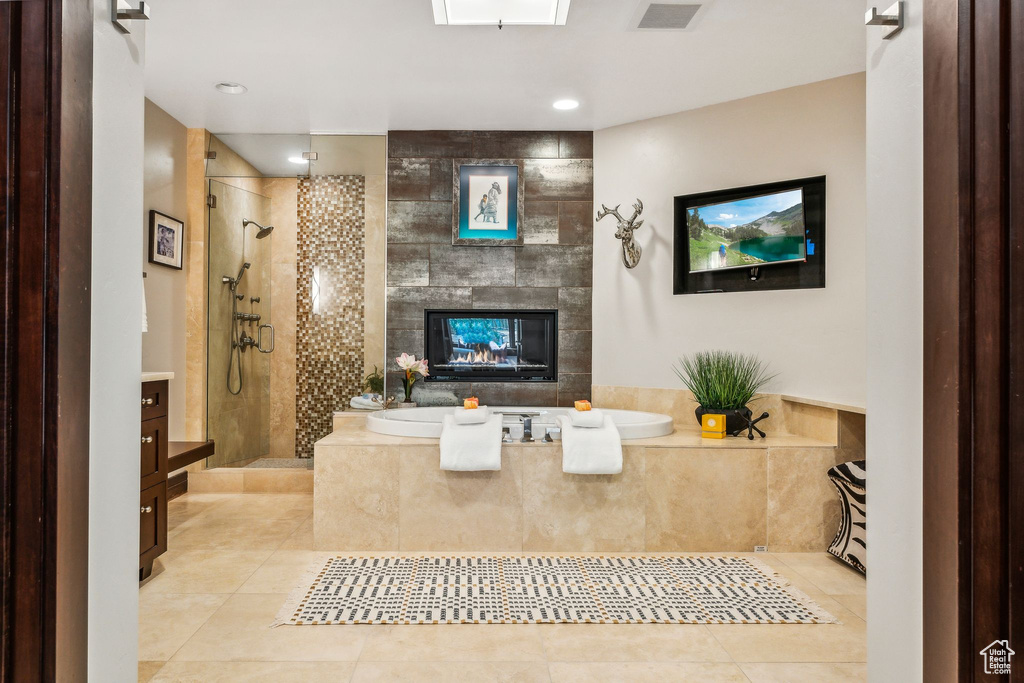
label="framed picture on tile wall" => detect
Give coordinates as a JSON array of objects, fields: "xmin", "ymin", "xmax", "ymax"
[
  {"xmin": 148, "ymin": 210, "xmax": 184, "ymax": 270},
  {"xmin": 452, "ymin": 159, "xmax": 524, "ymax": 246}
]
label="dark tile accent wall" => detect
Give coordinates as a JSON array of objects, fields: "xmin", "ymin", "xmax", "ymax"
[{"xmin": 386, "ymin": 130, "xmax": 594, "ymax": 407}]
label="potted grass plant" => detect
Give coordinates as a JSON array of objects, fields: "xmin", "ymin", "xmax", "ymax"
[{"xmin": 673, "ymin": 351, "xmax": 776, "ymax": 433}]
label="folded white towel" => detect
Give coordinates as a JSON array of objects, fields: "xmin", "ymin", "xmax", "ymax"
[
  {"xmin": 568, "ymin": 408, "xmax": 605, "ymax": 428},
  {"xmin": 440, "ymin": 414, "xmax": 503, "ymax": 471},
  {"xmin": 452, "ymin": 406, "xmax": 489, "ymax": 425},
  {"xmin": 556, "ymin": 415, "xmax": 622, "ymax": 475}
]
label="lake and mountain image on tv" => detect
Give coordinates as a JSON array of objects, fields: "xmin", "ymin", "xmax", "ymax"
[{"xmin": 687, "ymin": 188, "xmax": 807, "ymax": 273}]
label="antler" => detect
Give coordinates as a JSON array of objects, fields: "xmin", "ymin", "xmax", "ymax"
[
  {"xmin": 596, "ymin": 203, "xmax": 624, "ymax": 223},
  {"xmin": 629, "ymin": 199, "xmax": 643, "ymax": 224}
]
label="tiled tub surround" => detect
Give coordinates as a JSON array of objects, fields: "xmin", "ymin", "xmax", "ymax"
[
  {"xmin": 313, "ymin": 391, "xmax": 864, "ymax": 553},
  {"xmin": 385, "ymin": 130, "xmax": 594, "ymax": 407}
]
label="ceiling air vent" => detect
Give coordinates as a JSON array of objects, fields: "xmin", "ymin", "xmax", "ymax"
[{"xmin": 631, "ymin": 2, "xmax": 705, "ymax": 31}]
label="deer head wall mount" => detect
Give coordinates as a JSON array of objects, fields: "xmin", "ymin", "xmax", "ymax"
[{"xmin": 596, "ymin": 199, "xmax": 645, "ymax": 269}]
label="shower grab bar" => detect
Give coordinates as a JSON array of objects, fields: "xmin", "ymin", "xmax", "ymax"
[{"xmin": 257, "ymin": 323, "xmax": 275, "ymax": 354}]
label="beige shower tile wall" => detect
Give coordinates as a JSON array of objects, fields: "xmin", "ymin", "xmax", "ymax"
[
  {"xmin": 363, "ymin": 174, "xmax": 386, "ymax": 376},
  {"xmin": 295, "ymin": 176, "xmax": 366, "ymax": 459},
  {"xmin": 266, "ymin": 178, "xmax": 299, "ymax": 459},
  {"xmin": 184, "ymin": 129, "xmax": 210, "ymax": 442}
]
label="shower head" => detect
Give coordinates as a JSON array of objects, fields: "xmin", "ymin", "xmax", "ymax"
[{"xmin": 242, "ymin": 218, "xmax": 274, "ymax": 239}]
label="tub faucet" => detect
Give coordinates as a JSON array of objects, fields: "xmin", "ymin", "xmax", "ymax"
[{"xmin": 520, "ymin": 416, "xmax": 534, "ymax": 443}]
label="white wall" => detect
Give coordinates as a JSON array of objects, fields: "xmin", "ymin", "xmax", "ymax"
[
  {"xmin": 592, "ymin": 74, "xmax": 866, "ymax": 407},
  {"xmin": 91, "ymin": 2, "xmax": 145, "ymax": 679},
  {"xmin": 143, "ymin": 98, "xmax": 188, "ymax": 439},
  {"xmin": 865, "ymin": 1, "xmax": 923, "ymax": 681}
]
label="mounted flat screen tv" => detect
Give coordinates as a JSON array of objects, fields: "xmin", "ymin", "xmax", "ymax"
[
  {"xmin": 673, "ymin": 176, "xmax": 826, "ymax": 295},
  {"xmin": 686, "ymin": 188, "xmax": 806, "ymax": 273}
]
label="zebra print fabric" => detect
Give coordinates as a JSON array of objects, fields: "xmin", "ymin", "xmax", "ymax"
[{"xmin": 827, "ymin": 460, "xmax": 866, "ymax": 574}]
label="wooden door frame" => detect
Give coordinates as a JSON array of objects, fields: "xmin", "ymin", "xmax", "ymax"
[
  {"xmin": 0, "ymin": 0, "xmax": 92, "ymax": 680},
  {"xmin": 923, "ymin": 0, "xmax": 1022, "ymax": 679}
]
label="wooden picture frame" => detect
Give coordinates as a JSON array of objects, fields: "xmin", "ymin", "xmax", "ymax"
[{"xmin": 148, "ymin": 210, "xmax": 184, "ymax": 270}]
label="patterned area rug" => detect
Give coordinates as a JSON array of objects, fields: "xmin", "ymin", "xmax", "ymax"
[{"xmin": 274, "ymin": 556, "xmax": 838, "ymax": 626}]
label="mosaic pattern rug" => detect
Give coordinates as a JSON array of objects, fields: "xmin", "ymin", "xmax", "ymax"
[{"xmin": 274, "ymin": 556, "xmax": 838, "ymax": 626}]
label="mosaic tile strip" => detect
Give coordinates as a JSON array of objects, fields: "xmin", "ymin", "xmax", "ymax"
[
  {"xmin": 275, "ymin": 555, "xmax": 839, "ymax": 626},
  {"xmin": 295, "ymin": 175, "xmax": 366, "ymax": 458}
]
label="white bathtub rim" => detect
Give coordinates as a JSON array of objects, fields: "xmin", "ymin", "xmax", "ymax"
[{"xmin": 363, "ymin": 406, "xmax": 674, "ymax": 440}]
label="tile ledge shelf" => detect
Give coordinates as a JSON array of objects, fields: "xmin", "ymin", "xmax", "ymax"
[{"xmin": 781, "ymin": 394, "xmax": 866, "ymax": 415}]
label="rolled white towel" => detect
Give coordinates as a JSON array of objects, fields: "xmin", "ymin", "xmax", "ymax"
[
  {"xmin": 568, "ymin": 408, "xmax": 605, "ymax": 428},
  {"xmin": 440, "ymin": 414, "xmax": 503, "ymax": 471},
  {"xmin": 349, "ymin": 397, "xmax": 382, "ymax": 411},
  {"xmin": 452, "ymin": 406, "xmax": 489, "ymax": 425},
  {"xmin": 556, "ymin": 415, "xmax": 622, "ymax": 475}
]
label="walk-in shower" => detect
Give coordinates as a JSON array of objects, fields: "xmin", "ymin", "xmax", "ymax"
[{"xmin": 206, "ymin": 178, "xmax": 275, "ymax": 467}]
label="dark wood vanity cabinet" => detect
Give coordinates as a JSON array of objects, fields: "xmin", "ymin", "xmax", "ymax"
[{"xmin": 140, "ymin": 379, "xmax": 169, "ymax": 580}]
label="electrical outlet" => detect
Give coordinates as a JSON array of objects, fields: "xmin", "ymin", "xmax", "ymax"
[{"xmin": 754, "ymin": 546, "xmax": 768, "ymax": 553}]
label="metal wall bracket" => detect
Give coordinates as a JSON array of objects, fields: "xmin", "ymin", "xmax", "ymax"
[
  {"xmin": 865, "ymin": 1, "xmax": 903, "ymax": 40},
  {"xmin": 301, "ymin": 152, "xmax": 319, "ymax": 161},
  {"xmin": 112, "ymin": 0, "xmax": 150, "ymax": 34},
  {"xmin": 206, "ymin": 194, "xmax": 217, "ymax": 209}
]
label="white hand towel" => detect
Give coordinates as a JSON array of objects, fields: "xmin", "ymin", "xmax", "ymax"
[
  {"xmin": 452, "ymin": 406, "xmax": 489, "ymax": 425},
  {"xmin": 557, "ymin": 415, "xmax": 622, "ymax": 475},
  {"xmin": 440, "ymin": 414, "xmax": 503, "ymax": 471},
  {"xmin": 568, "ymin": 408, "xmax": 604, "ymax": 428}
]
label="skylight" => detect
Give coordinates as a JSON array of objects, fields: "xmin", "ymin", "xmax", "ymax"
[{"xmin": 431, "ymin": 0, "xmax": 572, "ymax": 26}]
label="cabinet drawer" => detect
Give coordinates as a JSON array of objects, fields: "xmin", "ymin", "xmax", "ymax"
[
  {"xmin": 139, "ymin": 481, "xmax": 167, "ymax": 568},
  {"xmin": 141, "ymin": 415, "xmax": 168, "ymax": 490},
  {"xmin": 141, "ymin": 380, "xmax": 169, "ymax": 421}
]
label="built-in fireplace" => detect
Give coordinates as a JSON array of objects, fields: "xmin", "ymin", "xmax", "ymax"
[{"xmin": 424, "ymin": 310, "xmax": 557, "ymax": 382}]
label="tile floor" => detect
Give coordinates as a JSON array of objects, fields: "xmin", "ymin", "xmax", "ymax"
[{"xmin": 139, "ymin": 492, "xmax": 866, "ymax": 682}]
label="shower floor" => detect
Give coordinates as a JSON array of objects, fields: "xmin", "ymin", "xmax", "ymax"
[{"xmin": 242, "ymin": 458, "xmax": 313, "ymax": 469}]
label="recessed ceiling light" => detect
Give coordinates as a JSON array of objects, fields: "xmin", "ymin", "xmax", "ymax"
[
  {"xmin": 288, "ymin": 156, "xmax": 308, "ymax": 164},
  {"xmin": 553, "ymin": 99, "xmax": 579, "ymax": 110},
  {"xmin": 432, "ymin": 0, "xmax": 572, "ymax": 26},
  {"xmin": 215, "ymin": 82, "xmax": 247, "ymax": 95}
]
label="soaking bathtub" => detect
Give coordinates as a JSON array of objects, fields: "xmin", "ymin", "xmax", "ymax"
[{"xmin": 365, "ymin": 405, "xmax": 674, "ymax": 440}]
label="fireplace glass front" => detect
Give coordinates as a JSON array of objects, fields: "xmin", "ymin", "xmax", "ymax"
[{"xmin": 424, "ymin": 310, "xmax": 557, "ymax": 382}]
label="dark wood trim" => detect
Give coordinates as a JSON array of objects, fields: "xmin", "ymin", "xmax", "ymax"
[
  {"xmin": 167, "ymin": 440, "xmax": 216, "ymax": 473},
  {"xmin": 0, "ymin": 0, "xmax": 91, "ymax": 680},
  {"xmin": 923, "ymin": 0, "xmax": 1021, "ymax": 679},
  {"xmin": 167, "ymin": 471, "xmax": 189, "ymax": 501}
]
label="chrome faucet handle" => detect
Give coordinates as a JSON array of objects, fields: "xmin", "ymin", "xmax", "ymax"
[
  {"xmin": 520, "ymin": 417, "xmax": 534, "ymax": 443},
  {"xmin": 502, "ymin": 427, "xmax": 512, "ymax": 443}
]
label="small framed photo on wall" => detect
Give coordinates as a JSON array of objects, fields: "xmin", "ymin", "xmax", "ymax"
[
  {"xmin": 452, "ymin": 160, "xmax": 524, "ymax": 246},
  {"xmin": 148, "ymin": 210, "xmax": 184, "ymax": 270}
]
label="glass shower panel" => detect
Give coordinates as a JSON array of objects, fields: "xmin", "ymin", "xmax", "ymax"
[
  {"xmin": 207, "ymin": 134, "xmax": 312, "ymax": 178},
  {"xmin": 206, "ymin": 179, "xmax": 273, "ymax": 468}
]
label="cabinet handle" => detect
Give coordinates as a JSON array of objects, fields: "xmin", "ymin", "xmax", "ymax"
[
  {"xmin": 141, "ymin": 506, "xmax": 152, "ymax": 514},
  {"xmin": 142, "ymin": 397, "xmax": 154, "ymax": 406},
  {"xmin": 141, "ymin": 436, "xmax": 153, "ymax": 444}
]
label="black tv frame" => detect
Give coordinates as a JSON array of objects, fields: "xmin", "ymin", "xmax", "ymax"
[{"xmin": 673, "ymin": 176, "xmax": 826, "ymax": 295}]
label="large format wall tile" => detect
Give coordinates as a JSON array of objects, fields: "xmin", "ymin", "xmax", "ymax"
[
  {"xmin": 388, "ymin": 130, "xmax": 474, "ymax": 159},
  {"xmin": 767, "ymin": 447, "xmax": 845, "ymax": 552},
  {"xmin": 314, "ymin": 445, "xmax": 399, "ymax": 550},
  {"xmin": 522, "ymin": 446, "xmax": 645, "ymax": 551},
  {"xmin": 428, "ymin": 244, "xmax": 517, "ymax": 287},
  {"xmin": 516, "ymin": 245, "xmax": 594, "ymax": 288},
  {"xmin": 387, "ymin": 201, "xmax": 452, "ymax": 244},
  {"xmin": 398, "ymin": 446, "xmax": 524, "ymax": 550},
  {"xmin": 645, "ymin": 448, "xmax": 768, "ymax": 551},
  {"xmin": 386, "ymin": 131, "xmax": 594, "ymax": 405},
  {"xmin": 387, "ymin": 286, "xmax": 472, "ymax": 329},
  {"xmin": 524, "ymin": 159, "xmax": 594, "ymax": 201},
  {"xmin": 387, "ymin": 157, "xmax": 453, "ymax": 201}
]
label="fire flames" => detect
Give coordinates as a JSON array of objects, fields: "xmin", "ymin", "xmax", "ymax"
[{"xmin": 451, "ymin": 348, "xmax": 500, "ymax": 365}]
